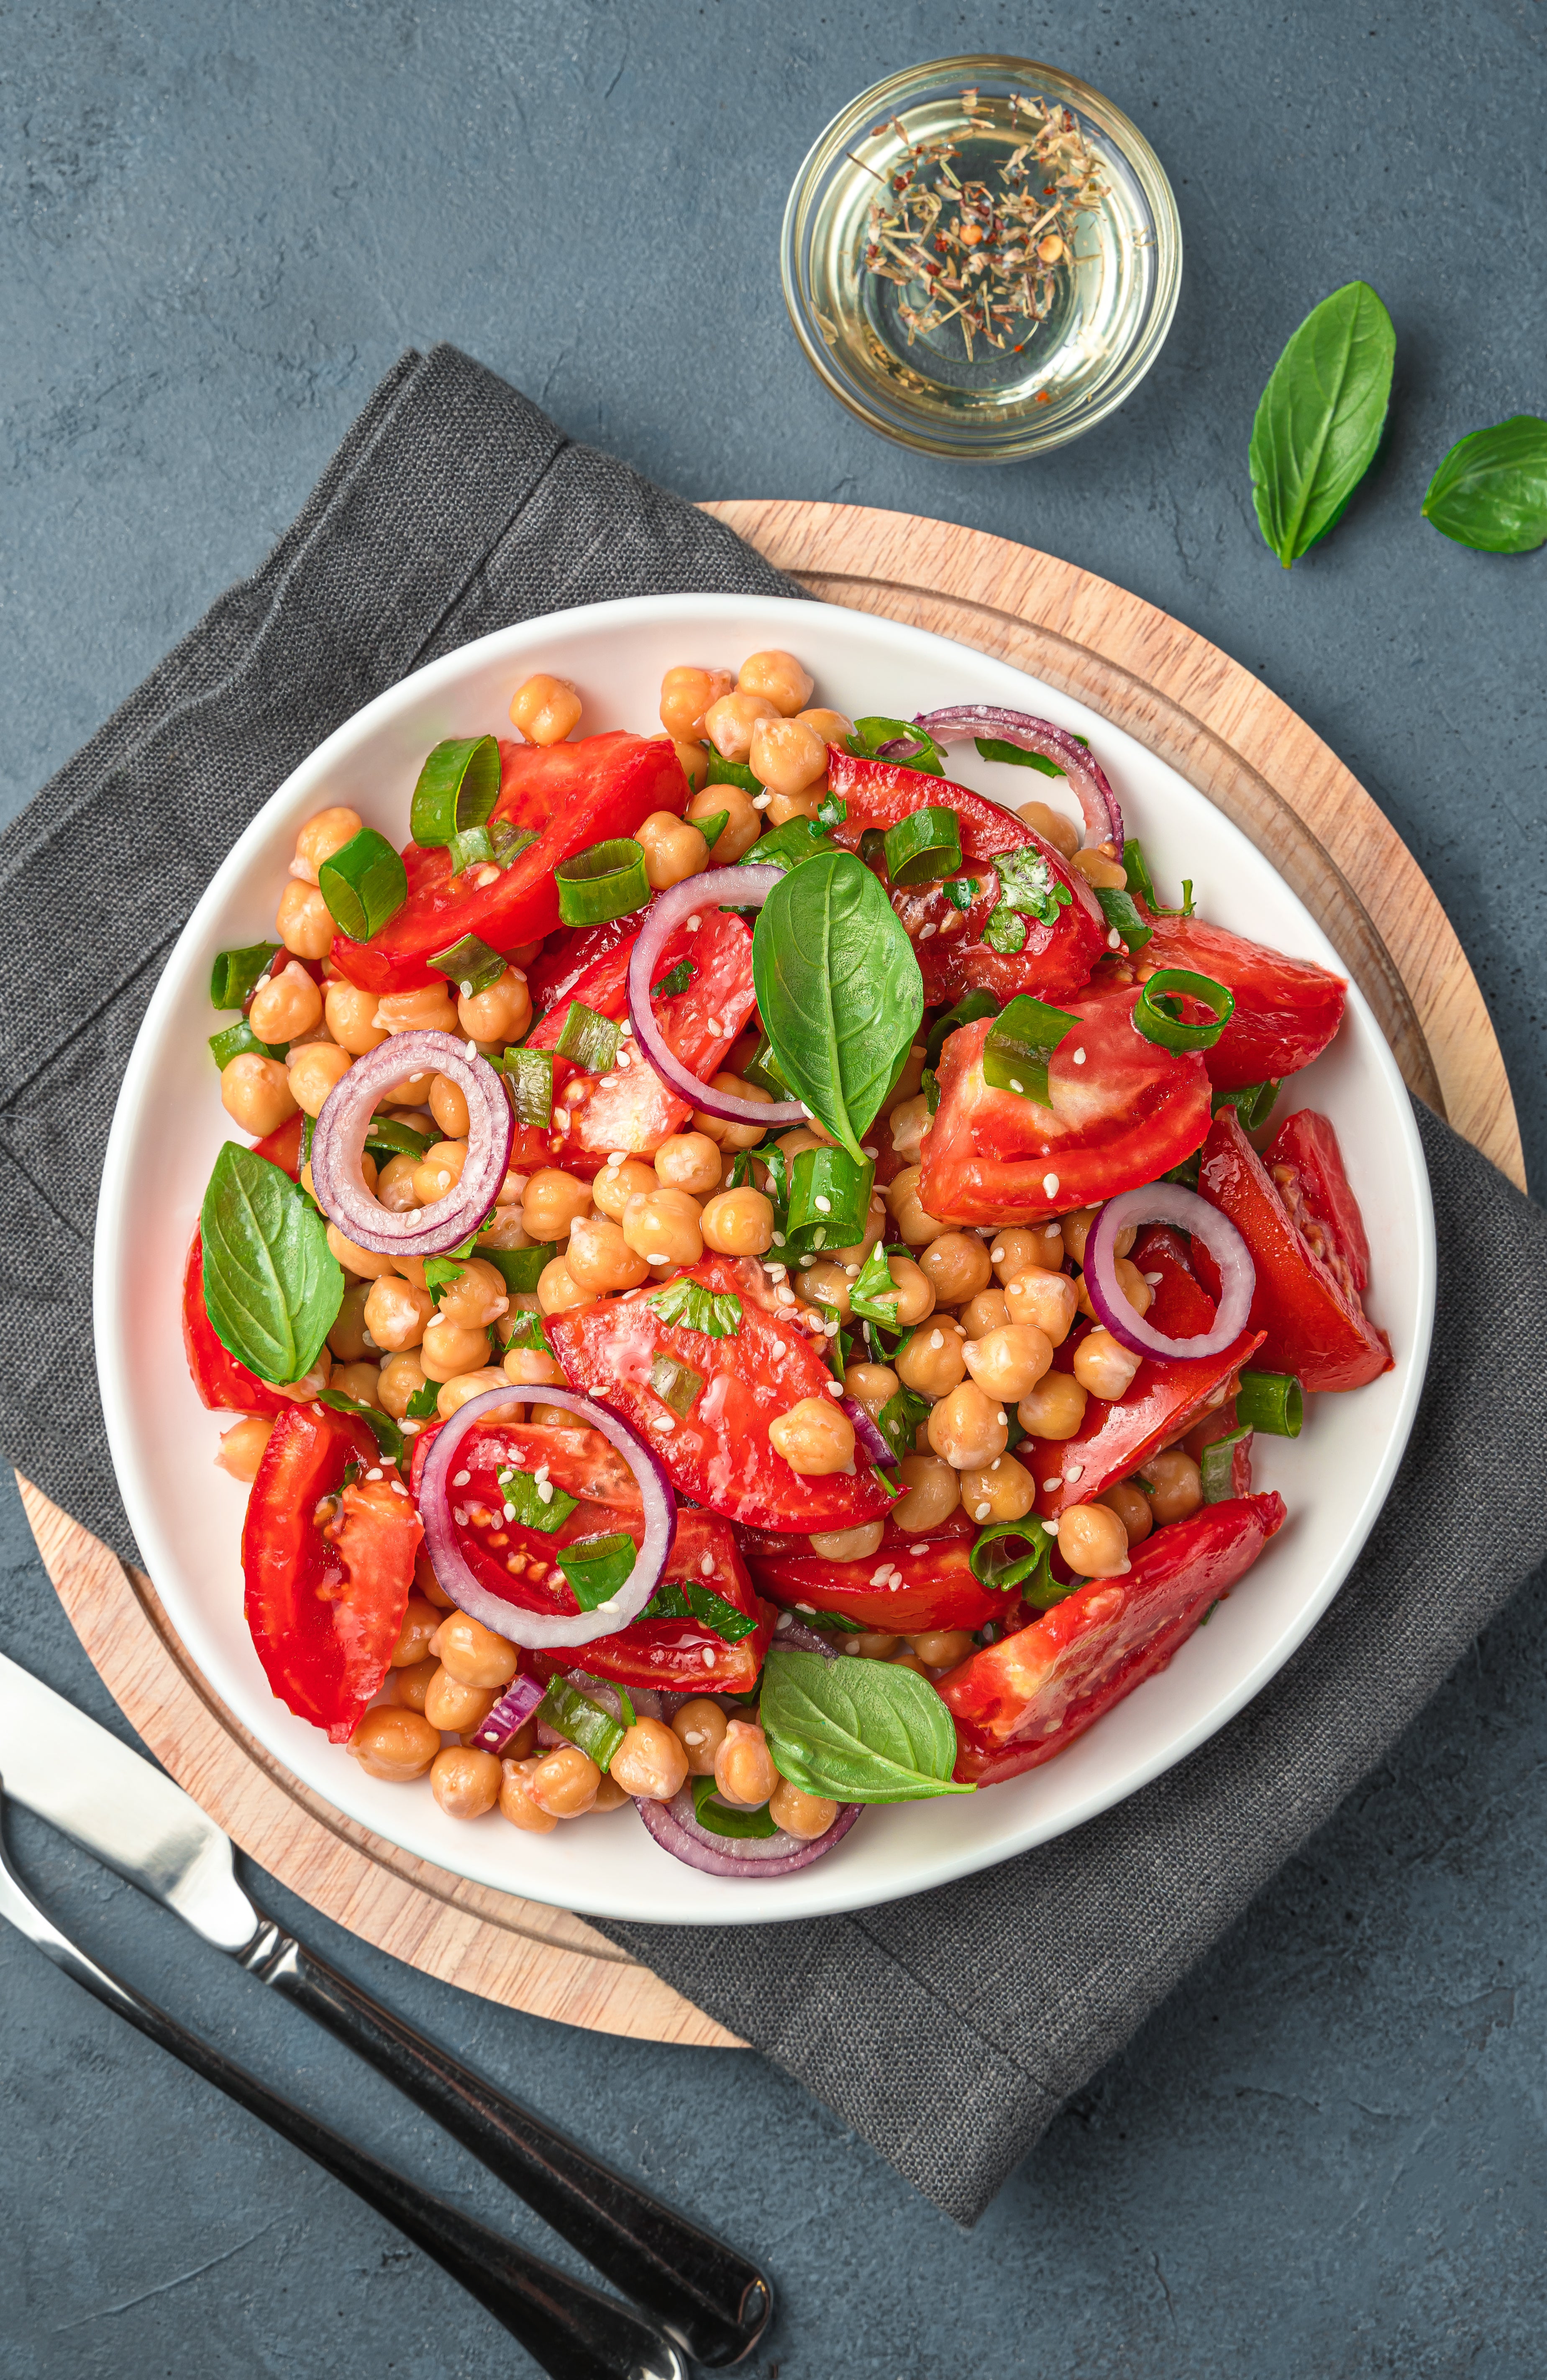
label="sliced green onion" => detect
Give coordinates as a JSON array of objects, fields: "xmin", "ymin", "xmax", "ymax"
[
  {"xmin": 650, "ymin": 959, "xmax": 693, "ymax": 1000},
  {"xmin": 556, "ymin": 1531, "xmax": 638, "ymax": 1613},
  {"xmin": 981, "ymin": 995, "xmax": 1080, "ymax": 1105},
  {"xmin": 316, "ymin": 1388, "xmax": 404, "ymax": 1464},
  {"xmin": 1095, "ymin": 886, "xmax": 1153, "ymax": 954},
  {"xmin": 502, "ymin": 1044, "xmax": 553, "ymax": 1128},
  {"xmin": 742, "ymin": 1032, "xmax": 791, "ymax": 1097},
  {"xmin": 850, "ymin": 716, "xmax": 946, "ymax": 775},
  {"xmin": 1122, "ymin": 836, "xmax": 1159, "ymax": 908},
  {"xmin": 707, "ymin": 751, "xmax": 762, "ymax": 796},
  {"xmin": 364, "ymin": 1115, "xmax": 433, "ymax": 1162},
  {"xmin": 553, "ymin": 1002, "xmax": 620, "ymax": 1074},
  {"xmin": 649, "ymin": 1351, "xmax": 705, "ymax": 1417},
  {"xmin": 924, "ymin": 989, "xmax": 1000, "ymax": 1072},
  {"xmin": 739, "ymin": 815, "xmax": 832, "ymax": 874},
  {"xmin": 785, "ymin": 1145, "xmax": 875, "ymax": 1257},
  {"xmin": 969, "ymin": 1518, "xmax": 1058, "ymax": 1600},
  {"xmin": 535, "ymin": 1674, "xmax": 625, "ymax": 1768},
  {"xmin": 1200, "ymin": 1425, "xmax": 1252, "ymax": 1502},
  {"xmin": 975, "ymin": 735, "xmax": 1061, "ymax": 777},
  {"xmin": 691, "ymin": 810, "xmax": 730, "ymax": 859},
  {"xmin": 483, "ymin": 1242, "xmax": 557, "ymax": 1295},
  {"xmin": 496, "ymin": 1462, "xmax": 579, "ymax": 1534},
  {"xmin": 446, "ymin": 819, "xmax": 539, "ymax": 878},
  {"xmin": 410, "ymin": 735, "xmax": 501, "ymax": 849},
  {"xmin": 691, "ymin": 1775, "xmax": 779, "ymax": 1837},
  {"xmin": 209, "ymin": 1018, "xmax": 287, "ymax": 1068},
  {"xmin": 1212, "ymin": 1079, "xmax": 1281, "ymax": 1131},
  {"xmin": 882, "ymin": 805, "xmax": 962, "ymax": 887},
  {"xmin": 858, "ymin": 826, "xmax": 888, "ymax": 872},
  {"xmin": 1235, "ymin": 1370, "xmax": 1303, "ymax": 1437},
  {"xmin": 1133, "ymin": 968, "xmax": 1235, "ymax": 1054},
  {"xmin": 922, "ymin": 1067, "xmax": 940, "ymax": 1113},
  {"xmin": 429, "ymin": 933, "xmax": 506, "ymax": 994},
  {"xmin": 555, "ymin": 838, "xmax": 649, "ymax": 929},
  {"xmin": 300, "ymin": 1114, "xmax": 315, "ymax": 1165},
  {"xmin": 210, "ymin": 942, "xmax": 280, "ymax": 1011},
  {"xmin": 318, "ymin": 828, "xmax": 409, "ymax": 941}
]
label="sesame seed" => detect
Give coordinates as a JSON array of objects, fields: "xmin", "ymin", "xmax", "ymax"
[
  {"xmin": 772, "ymin": 1230, "xmax": 787, "ymax": 1246},
  {"xmin": 1073, "ymin": 1047, "xmax": 1086, "ymax": 1065},
  {"xmin": 824, "ymin": 1317, "xmax": 839, "ymax": 1337},
  {"xmin": 862, "ymin": 1146, "xmax": 878, "ymax": 1159},
  {"xmin": 845, "ymin": 1262, "xmax": 860, "ymax": 1277},
  {"xmin": 702, "ymin": 1646, "xmax": 716, "ymax": 1666},
  {"xmin": 1010, "ymin": 1078, "xmax": 1025, "ymax": 1094},
  {"xmin": 453, "ymin": 1470, "xmax": 471, "ymax": 1487},
  {"xmin": 795, "ymin": 1600, "xmax": 815, "ymax": 1613},
  {"xmin": 503, "ymin": 1502, "xmax": 516, "ymax": 1521},
  {"xmin": 618, "ymin": 1049, "xmax": 632, "ymax": 1066},
  {"xmin": 870, "ymin": 1565, "xmax": 891, "ymax": 1585},
  {"xmin": 919, "ymin": 922, "xmax": 937, "ymax": 940},
  {"xmin": 366, "ymin": 1465, "xmax": 382, "ymax": 1481},
  {"xmin": 1144, "ymin": 1270, "xmax": 1163, "ymax": 1285},
  {"xmin": 752, "ymin": 792, "xmax": 772, "ymax": 810},
  {"xmin": 824, "ymin": 1377, "xmax": 842, "ymax": 1393},
  {"xmin": 1043, "ymin": 1173, "xmax": 1060, "ymax": 1197},
  {"xmin": 705, "ymin": 1015, "xmax": 721, "ymax": 1035},
  {"xmin": 646, "ymin": 1250, "xmax": 668, "ymax": 1263},
  {"xmin": 990, "ymin": 1245, "xmax": 1004, "ymax": 1262},
  {"xmin": 536, "ymin": 1480, "xmax": 554, "ymax": 1503},
  {"xmin": 909, "ymin": 1544, "xmax": 927, "ymax": 1555},
  {"xmin": 928, "ymin": 1330, "xmax": 944, "ymax": 1349},
  {"xmin": 460, "ymin": 980, "xmax": 473, "ymax": 997},
  {"xmin": 1107, "ymin": 928, "xmax": 1122, "ymax": 949},
  {"xmin": 814, "ymin": 1194, "xmax": 832, "ymax": 1214},
  {"xmin": 620, "ymin": 1020, "xmax": 634, "ymax": 1036},
  {"xmin": 1042, "ymin": 1477, "xmax": 1060, "ymax": 1491},
  {"xmin": 974, "ymin": 1503, "xmax": 991, "ymax": 1521},
  {"xmin": 989, "ymin": 1457, "xmax": 1001, "ymax": 1470},
  {"xmin": 1066, "ymin": 1462, "xmax": 1084, "ymax": 1482},
  {"xmin": 700, "ymin": 1553, "xmax": 715, "ymax": 1574},
  {"xmin": 466, "ymin": 1039, "xmax": 477, "ymax": 1058},
  {"xmin": 608, "ymin": 1151, "xmax": 627, "ymax": 1167}
]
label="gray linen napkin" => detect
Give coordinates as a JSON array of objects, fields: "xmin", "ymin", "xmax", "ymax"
[{"xmin": 2, "ymin": 345, "xmax": 1542, "ymax": 2225}]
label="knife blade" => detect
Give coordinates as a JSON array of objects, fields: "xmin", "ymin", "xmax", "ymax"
[{"xmin": 0, "ymin": 1650, "xmax": 259, "ymax": 1953}]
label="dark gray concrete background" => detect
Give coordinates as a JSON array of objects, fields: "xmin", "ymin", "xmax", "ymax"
[{"xmin": 3, "ymin": 3, "xmax": 1544, "ymax": 2373}]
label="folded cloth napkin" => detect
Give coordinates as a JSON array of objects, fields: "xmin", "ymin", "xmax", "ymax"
[{"xmin": 3, "ymin": 345, "xmax": 1542, "ymax": 2226}]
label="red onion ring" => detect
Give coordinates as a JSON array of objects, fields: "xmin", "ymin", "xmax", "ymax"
[
  {"xmin": 911, "ymin": 706, "xmax": 1125, "ymax": 850},
  {"xmin": 469, "ymin": 1672, "xmax": 545, "ymax": 1755},
  {"xmin": 419, "ymin": 1385, "xmax": 676, "ymax": 1650},
  {"xmin": 1085, "ymin": 1185, "xmax": 1255, "ymax": 1361},
  {"xmin": 625, "ymin": 866, "xmax": 806, "ymax": 1127},
  {"xmin": 841, "ymin": 1395, "xmax": 896, "ymax": 1471},
  {"xmin": 310, "ymin": 1029, "xmax": 513, "ymax": 1258},
  {"xmin": 636, "ymin": 1781, "xmax": 861, "ymax": 1878}
]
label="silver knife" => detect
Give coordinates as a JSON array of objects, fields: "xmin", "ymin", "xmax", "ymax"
[{"xmin": 0, "ymin": 1652, "xmax": 768, "ymax": 2370}]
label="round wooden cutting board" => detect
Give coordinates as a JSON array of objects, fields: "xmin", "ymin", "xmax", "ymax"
[{"xmin": 22, "ymin": 504, "xmax": 1523, "ymax": 2050}]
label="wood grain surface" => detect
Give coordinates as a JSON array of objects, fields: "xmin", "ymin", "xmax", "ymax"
[{"xmin": 23, "ymin": 502, "xmax": 1522, "ymax": 2045}]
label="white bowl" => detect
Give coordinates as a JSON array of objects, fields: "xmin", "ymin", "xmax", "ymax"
[{"xmin": 95, "ymin": 594, "xmax": 1434, "ymax": 1926}]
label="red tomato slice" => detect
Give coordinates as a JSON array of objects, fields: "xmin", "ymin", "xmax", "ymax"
[
  {"xmin": 918, "ymin": 991, "xmax": 1211, "ymax": 1227},
  {"xmin": 1030, "ymin": 1227, "xmax": 1264, "ymax": 1519},
  {"xmin": 182, "ymin": 1228, "xmax": 290, "ymax": 1416},
  {"xmin": 251, "ymin": 1113, "xmax": 305, "ymax": 1180},
  {"xmin": 330, "ymin": 733, "xmax": 689, "ymax": 996},
  {"xmin": 1194, "ymin": 1109, "xmax": 1391, "ymax": 1392},
  {"xmin": 941, "ymin": 1491, "xmax": 1286, "ymax": 1784},
  {"xmin": 1089, "ymin": 908, "xmax": 1347, "ymax": 1091},
  {"xmin": 1264, "ymin": 1109, "xmax": 1371, "ymax": 1294},
  {"xmin": 1185, "ymin": 1399, "xmax": 1255, "ymax": 1498},
  {"xmin": 738, "ymin": 1507, "xmax": 1012, "ymax": 1634},
  {"xmin": 548, "ymin": 1255, "xmax": 896, "ymax": 1531},
  {"xmin": 524, "ymin": 915, "xmax": 639, "ymax": 1015},
  {"xmin": 242, "ymin": 1406, "xmax": 421, "ymax": 1741},
  {"xmin": 825, "ymin": 749, "xmax": 1106, "ymax": 1005}
]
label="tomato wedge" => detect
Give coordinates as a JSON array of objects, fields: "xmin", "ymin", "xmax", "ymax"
[
  {"xmin": 738, "ymin": 1507, "xmax": 1012, "ymax": 1634},
  {"xmin": 548, "ymin": 1255, "xmax": 896, "ymax": 1531},
  {"xmin": 918, "ymin": 991, "xmax": 1211, "ymax": 1227},
  {"xmin": 251, "ymin": 1112, "xmax": 305, "ymax": 1180},
  {"xmin": 1089, "ymin": 907, "xmax": 1347, "ymax": 1091},
  {"xmin": 1194, "ymin": 1109, "xmax": 1391, "ymax": 1391},
  {"xmin": 1030, "ymin": 1227, "xmax": 1264, "ymax": 1520},
  {"xmin": 243, "ymin": 1405, "xmax": 422, "ymax": 1740},
  {"xmin": 183, "ymin": 1228, "xmax": 290, "ymax": 1416},
  {"xmin": 1264, "ymin": 1109, "xmax": 1371, "ymax": 1294},
  {"xmin": 941, "ymin": 1492, "xmax": 1286, "ymax": 1784},
  {"xmin": 330, "ymin": 733, "xmax": 689, "ymax": 996}
]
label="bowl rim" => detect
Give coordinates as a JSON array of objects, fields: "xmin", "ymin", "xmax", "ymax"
[{"xmin": 779, "ymin": 51, "xmax": 1184, "ymax": 462}]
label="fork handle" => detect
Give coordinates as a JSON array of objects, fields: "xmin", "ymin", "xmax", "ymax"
[{"xmin": 243, "ymin": 1911, "xmax": 769, "ymax": 2368}]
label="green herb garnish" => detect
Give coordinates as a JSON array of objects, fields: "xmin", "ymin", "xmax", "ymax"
[
  {"xmin": 198, "ymin": 1144, "xmax": 343, "ymax": 1385},
  {"xmin": 319, "ymin": 828, "xmax": 408, "ymax": 942},
  {"xmin": 553, "ymin": 1001, "xmax": 621, "ymax": 1074},
  {"xmin": 690, "ymin": 1774, "xmax": 779, "ymax": 1836},
  {"xmin": 554, "ymin": 838, "xmax": 651, "ymax": 929},
  {"xmin": 645, "ymin": 1278, "xmax": 743, "ymax": 1338},
  {"xmin": 1132, "ymin": 969, "xmax": 1235, "ymax": 1055},
  {"xmin": 1250, "ymin": 281, "xmax": 1395, "ymax": 568},
  {"xmin": 641, "ymin": 1580, "xmax": 757, "ymax": 1643},
  {"xmin": 556, "ymin": 1532, "xmax": 638, "ymax": 1611},
  {"xmin": 758, "ymin": 1647, "xmax": 974, "ymax": 1802},
  {"xmin": 848, "ymin": 1241, "xmax": 899, "ymax": 1332},
  {"xmin": 1421, "ymin": 414, "xmax": 1547, "ymax": 554},
  {"xmin": 429, "ymin": 933, "xmax": 506, "ymax": 994},
  {"xmin": 497, "ymin": 1463, "xmax": 579, "ymax": 1534},
  {"xmin": 981, "ymin": 995, "xmax": 1080, "ymax": 1105},
  {"xmin": 210, "ymin": 943, "xmax": 281, "ymax": 1011},
  {"xmin": 535, "ymin": 1676, "xmax": 625, "ymax": 1770},
  {"xmin": 649, "ymin": 1352, "xmax": 705, "ymax": 1417}
]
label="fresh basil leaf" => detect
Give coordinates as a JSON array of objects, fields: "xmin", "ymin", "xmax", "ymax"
[
  {"xmin": 556, "ymin": 1531, "xmax": 638, "ymax": 1611},
  {"xmin": 758, "ymin": 1647, "xmax": 974, "ymax": 1802},
  {"xmin": 707, "ymin": 750, "xmax": 763, "ymax": 796},
  {"xmin": 849, "ymin": 717, "xmax": 947, "ymax": 776},
  {"xmin": 1249, "ymin": 280, "xmax": 1395, "ymax": 567},
  {"xmin": 1421, "ymin": 414, "xmax": 1547, "ymax": 553},
  {"xmin": 405, "ymin": 1379, "xmax": 441, "ymax": 1420},
  {"xmin": 317, "ymin": 1389, "xmax": 404, "ymax": 1466},
  {"xmin": 752, "ymin": 851, "xmax": 924, "ymax": 1163},
  {"xmin": 800, "ymin": 1606, "xmax": 867, "ymax": 1633},
  {"xmin": 497, "ymin": 1462, "xmax": 579, "ymax": 1534},
  {"xmin": 849, "ymin": 1241, "xmax": 900, "ymax": 1331},
  {"xmin": 691, "ymin": 1775, "xmax": 779, "ymax": 1837},
  {"xmin": 687, "ymin": 1582, "xmax": 757, "ymax": 1642},
  {"xmin": 364, "ymin": 1115, "xmax": 433, "ymax": 1162},
  {"xmin": 199, "ymin": 1143, "xmax": 343, "ymax": 1385},
  {"xmin": 741, "ymin": 815, "xmax": 833, "ymax": 875},
  {"xmin": 1122, "ymin": 837, "xmax": 1159, "ymax": 909},
  {"xmin": 981, "ymin": 905, "xmax": 1027, "ymax": 955},
  {"xmin": 645, "ymin": 1278, "xmax": 743, "ymax": 1337},
  {"xmin": 691, "ymin": 810, "xmax": 730, "ymax": 859}
]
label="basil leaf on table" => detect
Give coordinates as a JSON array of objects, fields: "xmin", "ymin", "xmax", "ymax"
[
  {"xmin": 199, "ymin": 1143, "xmax": 343, "ymax": 1383},
  {"xmin": 1249, "ymin": 280, "xmax": 1395, "ymax": 567},
  {"xmin": 758, "ymin": 1646, "xmax": 974, "ymax": 1802},
  {"xmin": 751, "ymin": 851, "xmax": 924, "ymax": 1163},
  {"xmin": 1421, "ymin": 414, "xmax": 1547, "ymax": 553}
]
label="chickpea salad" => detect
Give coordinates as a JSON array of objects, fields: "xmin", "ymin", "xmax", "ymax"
[{"xmin": 186, "ymin": 647, "xmax": 1391, "ymax": 1879}]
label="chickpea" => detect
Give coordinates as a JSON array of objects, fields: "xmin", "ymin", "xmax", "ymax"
[
  {"xmin": 959, "ymin": 1452, "xmax": 1038, "ymax": 1524},
  {"xmin": 375, "ymin": 1151, "xmax": 422, "ymax": 1214},
  {"xmin": 533, "ymin": 1249, "xmax": 593, "ymax": 1314},
  {"xmin": 214, "ymin": 1416, "xmax": 273, "ymax": 1483},
  {"xmin": 609, "ymin": 1718, "xmax": 690, "ymax": 1802},
  {"xmin": 433, "ymin": 1256, "xmax": 510, "ymax": 1330},
  {"xmin": 430, "ymin": 1745, "xmax": 502, "ymax": 1820},
  {"xmin": 591, "ymin": 1157, "xmax": 657, "ymax": 1221},
  {"xmin": 906, "ymin": 1629, "xmax": 976, "ymax": 1670},
  {"xmin": 377, "ymin": 1350, "xmax": 429, "ymax": 1418},
  {"xmin": 1099, "ymin": 1480, "xmax": 1154, "ymax": 1549},
  {"xmin": 326, "ymin": 1224, "xmax": 397, "ymax": 1282},
  {"xmin": 437, "ymin": 1367, "xmax": 510, "ymax": 1417},
  {"xmin": 325, "ymin": 978, "xmax": 388, "ymax": 1055},
  {"xmin": 1012, "ymin": 797, "xmax": 1081, "ymax": 859},
  {"xmin": 768, "ymin": 1396, "xmax": 855, "ymax": 1477},
  {"xmin": 392, "ymin": 1657, "xmax": 439, "ymax": 1714},
  {"xmin": 1017, "ymin": 1371, "xmax": 1089, "ymax": 1441},
  {"xmin": 565, "ymin": 1213, "xmax": 650, "ymax": 1294},
  {"xmin": 271, "ymin": 1348, "xmax": 333, "ymax": 1405},
  {"xmin": 660, "ymin": 664, "xmax": 733, "ymax": 741},
  {"xmin": 672, "ymin": 739, "xmax": 711, "ymax": 793},
  {"xmin": 768, "ymin": 1780, "xmax": 838, "ymax": 1841},
  {"xmin": 748, "ymin": 715, "xmax": 827, "ymax": 799},
  {"xmin": 411, "ymin": 1138, "xmax": 466, "ymax": 1206},
  {"xmin": 671, "ymin": 1698, "xmax": 729, "ymax": 1777},
  {"xmin": 1056, "ymin": 1502, "xmax": 1131, "ymax": 1577},
  {"xmin": 503, "ymin": 1344, "xmax": 566, "ymax": 1388},
  {"xmin": 713, "ymin": 1720, "xmax": 780, "ymax": 1807},
  {"xmin": 421, "ymin": 1316, "xmax": 492, "ymax": 1383},
  {"xmin": 919, "ymin": 1232, "xmax": 991, "ymax": 1309},
  {"xmin": 927, "ymin": 1381, "xmax": 1008, "ymax": 1470},
  {"xmin": 363, "ymin": 1275, "xmax": 433, "ymax": 1352},
  {"xmin": 797, "ymin": 706, "xmax": 854, "ymax": 747},
  {"xmin": 249, "ymin": 959, "xmax": 322, "ymax": 1044},
  {"xmin": 841, "ymin": 1631, "xmax": 901, "ymax": 1660},
  {"xmin": 1004, "ymin": 1266, "xmax": 1079, "ymax": 1345},
  {"xmin": 737, "ymin": 649, "xmax": 814, "ymax": 716},
  {"xmin": 621, "ymin": 1185, "xmax": 704, "ymax": 1268},
  {"xmin": 896, "ymin": 1322, "xmax": 968, "ymax": 1401},
  {"xmin": 522, "ymin": 1168, "xmax": 594, "ymax": 1242},
  {"xmin": 288, "ymin": 1040, "xmax": 353, "ymax": 1118},
  {"xmin": 959, "ymin": 1288, "xmax": 1010, "ymax": 1340},
  {"xmin": 1071, "ymin": 846, "xmax": 1127, "ymax": 890},
  {"xmin": 637, "ymin": 810, "xmax": 708, "ymax": 892},
  {"xmin": 419, "ymin": 1074, "xmax": 470, "ymax": 1145},
  {"xmin": 809, "ymin": 1521, "xmax": 885, "ymax": 1562},
  {"xmin": 1142, "ymin": 1447, "xmax": 1204, "ymax": 1526},
  {"xmin": 1073, "ymin": 1328, "xmax": 1143, "ymax": 1402},
  {"xmin": 797, "ymin": 1258, "xmax": 855, "ymax": 1320},
  {"xmin": 510, "ymin": 672, "xmax": 582, "ymax": 745},
  {"xmin": 1108, "ymin": 1255, "xmax": 1155, "ymax": 1320},
  {"xmin": 989, "ymin": 1224, "xmax": 1066, "ymax": 1281},
  {"xmin": 276, "ymin": 878, "xmax": 333, "ymax": 960},
  {"xmin": 886, "ymin": 1165, "xmax": 948, "ymax": 1248},
  {"xmin": 1060, "ymin": 1209, "xmax": 1135, "ymax": 1266},
  {"xmin": 651, "ymin": 1132, "xmax": 720, "ymax": 1196},
  {"xmin": 482, "ymin": 1197, "xmax": 533, "ymax": 1242},
  {"xmin": 776, "ymin": 1126, "xmax": 830, "ymax": 1160},
  {"xmin": 882, "ymin": 1462, "xmax": 958, "ymax": 1546},
  {"xmin": 292, "ymin": 804, "xmax": 364, "ymax": 883},
  {"xmin": 963, "ymin": 1323, "xmax": 1054, "ymax": 1401},
  {"xmin": 843, "ymin": 1362, "xmax": 899, "ymax": 1420},
  {"xmin": 220, "ymin": 1052, "xmax": 298, "ymax": 1136},
  {"xmin": 331, "ymin": 1360, "xmax": 383, "ymax": 1404},
  {"xmin": 704, "ymin": 689, "xmax": 777, "ymax": 763},
  {"xmin": 499, "ymin": 1756, "xmax": 558, "ymax": 1834},
  {"xmin": 699, "ymin": 1185, "xmax": 776, "ymax": 1257},
  {"xmin": 592, "ymin": 1774, "xmax": 632, "ymax": 1812},
  {"xmin": 529, "ymin": 1743, "xmax": 602, "ymax": 1818},
  {"xmin": 687, "ymin": 783, "xmax": 761, "ymax": 863},
  {"xmin": 422, "ymin": 1666, "xmax": 497, "ymax": 1733},
  {"xmin": 890, "ymin": 1650, "xmax": 932, "ymax": 1677},
  {"xmin": 374, "ymin": 984, "xmax": 459, "ymax": 1036},
  {"xmin": 432, "ymin": 1611, "xmax": 520, "ymax": 1689},
  {"xmin": 390, "ymin": 1252, "xmax": 428, "ymax": 1288},
  {"xmin": 692, "ymin": 1074, "xmax": 773, "ymax": 1151},
  {"xmin": 390, "ymin": 1595, "xmax": 442, "ymax": 1668},
  {"xmin": 889, "ymin": 1094, "xmax": 930, "ymax": 1168},
  {"xmin": 348, "ymin": 1707, "xmax": 440, "ymax": 1781},
  {"xmin": 415, "ymin": 1544, "xmax": 452, "ymax": 1609}
]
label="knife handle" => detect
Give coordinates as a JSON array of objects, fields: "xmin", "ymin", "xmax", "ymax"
[{"xmin": 243, "ymin": 1912, "xmax": 769, "ymax": 2368}]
